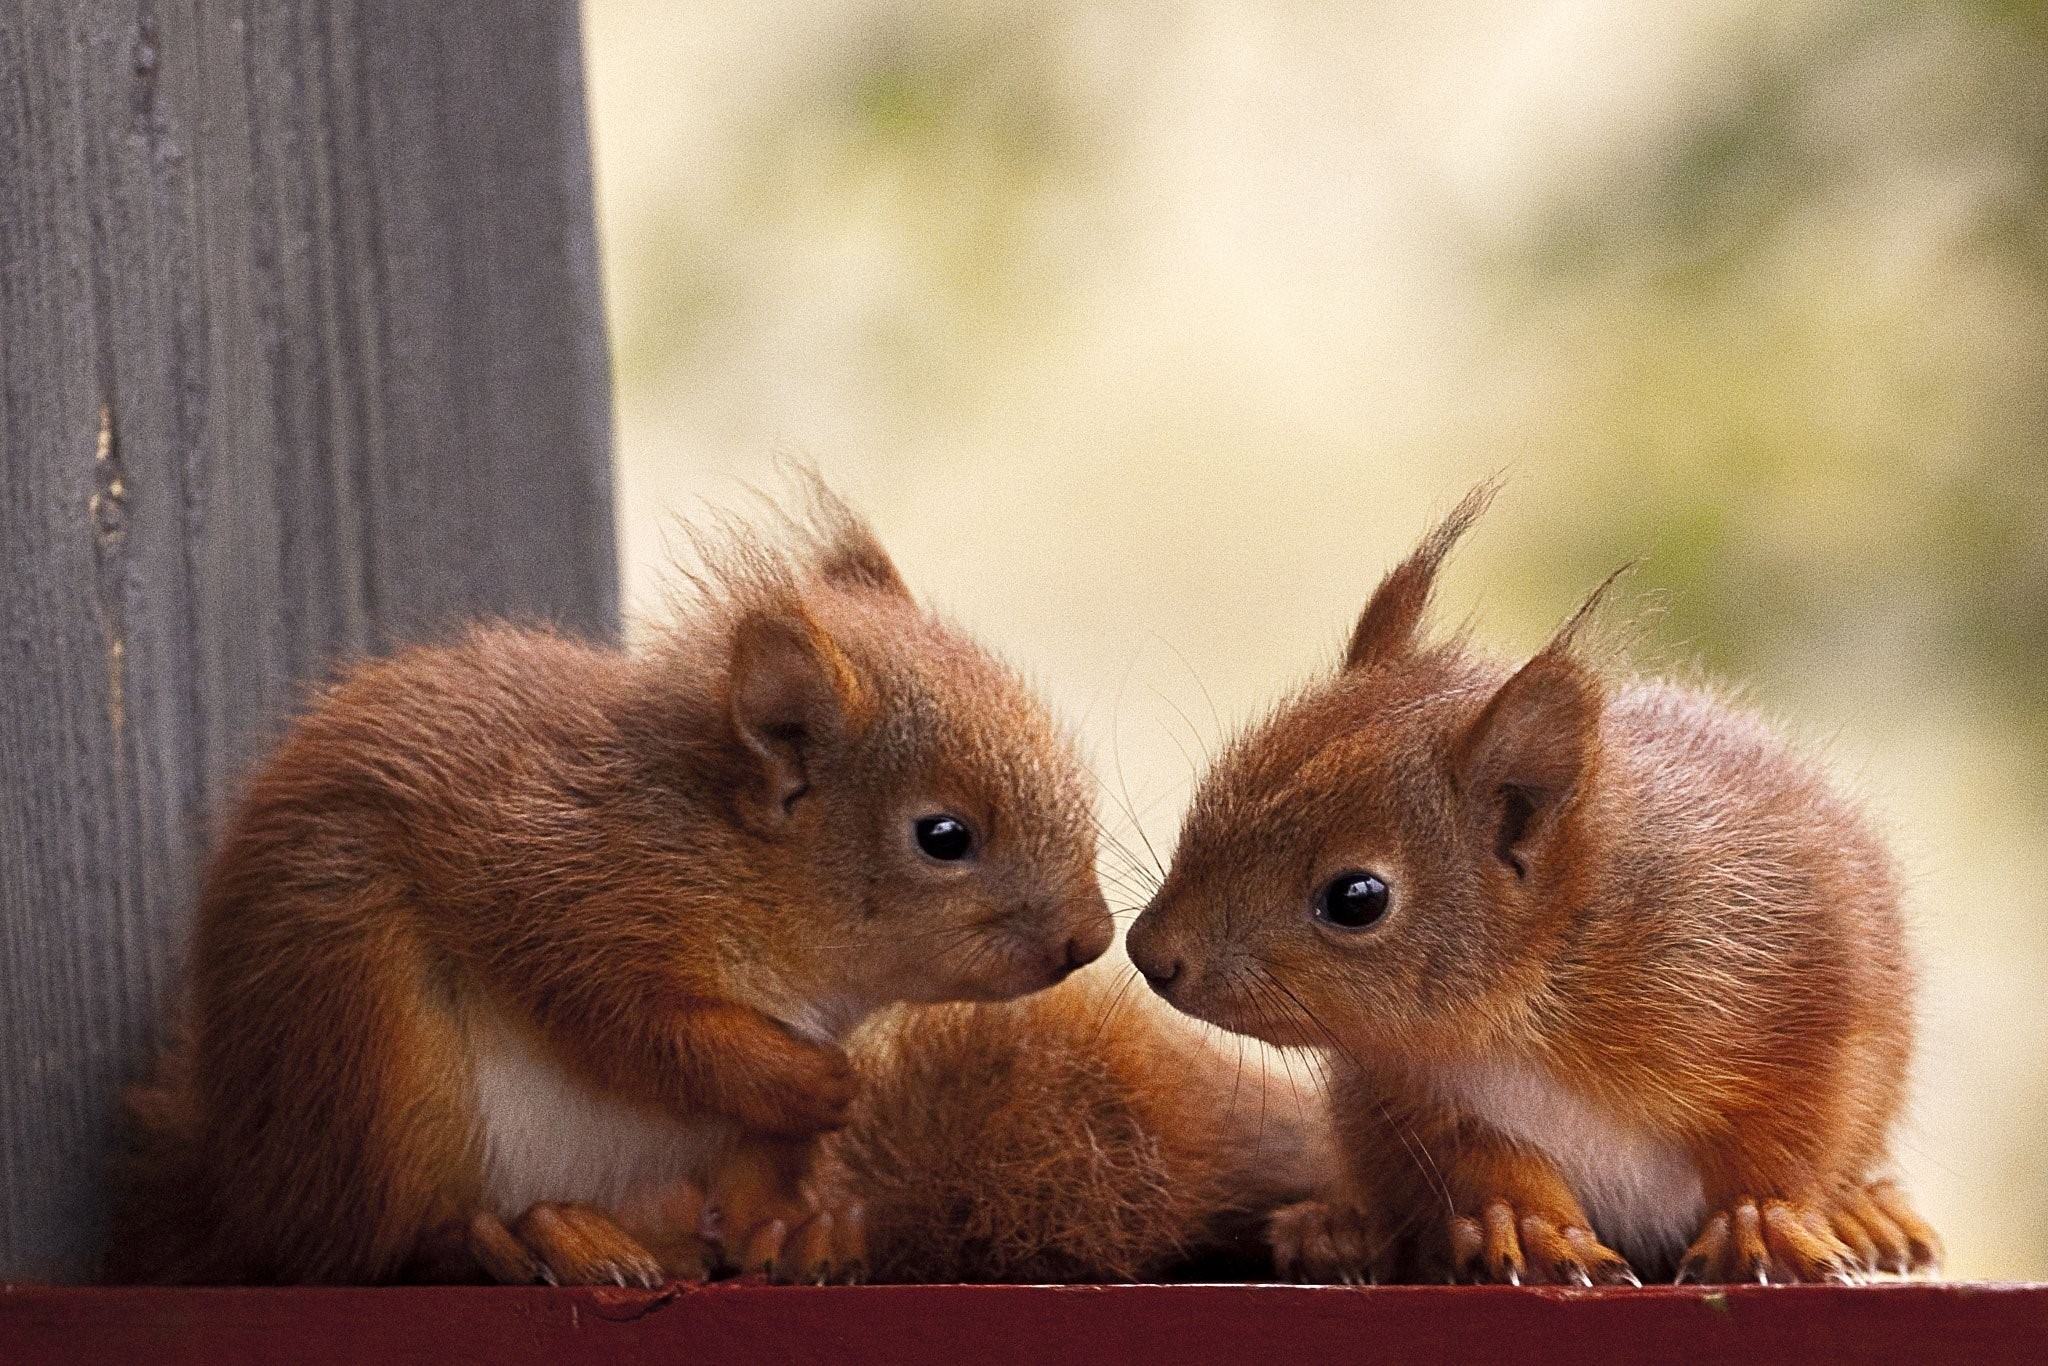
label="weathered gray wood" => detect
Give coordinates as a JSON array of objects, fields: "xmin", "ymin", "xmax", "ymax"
[{"xmin": 0, "ymin": 2, "xmax": 618, "ymax": 1280}]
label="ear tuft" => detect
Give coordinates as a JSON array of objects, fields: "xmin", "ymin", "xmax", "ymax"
[
  {"xmin": 813, "ymin": 521, "xmax": 910, "ymax": 598},
  {"xmin": 783, "ymin": 462, "xmax": 912, "ymax": 598},
  {"xmin": 1345, "ymin": 477, "xmax": 1501, "ymax": 671},
  {"xmin": 728, "ymin": 607, "xmax": 862, "ymax": 822},
  {"xmin": 1545, "ymin": 560, "xmax": 1636, "ymax": 659}
]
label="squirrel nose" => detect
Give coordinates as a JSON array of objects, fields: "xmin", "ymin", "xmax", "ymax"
[
  {"xmin": 1050, "ymin": 928, "xmax": 1110, "ymax": 982},
  {"xmin": 1124, "ymin": 914, "xmax": 1183, "ymax": 995},
  {"xmin": 1137, "ymin": 957, "xmax": 1183, "ymax": 996},
  {"xmin": 1058, "ymin": 892, "xmax": 1114, "ymax": 975}
]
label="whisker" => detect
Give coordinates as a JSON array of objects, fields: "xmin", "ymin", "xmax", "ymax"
[
  {"xmin": 1253, "ymin": 963, "xmax": 1456, "ymax": 1222},
  {"xmin": 1091, "ymin": 963, "xmax": 1144, "ymax": 1046},
  {"xmin": 1093, "ymin": 766, "xmax": 1167, "ymax": 885},
  {"xmin": 1236, "ymin": 970, "xmax": 1318, "ymax": 1114},
  {"xmin": 1149, "ymin": 630, "xmax": 1225, "ymax": 752},
  {"xmin": 1104, "ymin": 678, "xmax": 1169, "ymax": 882},
  {"xmin": 1380, "ymin": 1098, "xmax": 1455, "ymax": 1223},
  {"xmin": 1089, "ymin": 811, "xmax": 1155, "ymax": 872},
  {"xmin": 1146, "ymin": 682, "xmax": 1212, "ymax": 768},
  {"xmin": 1093, "ymin": 861, "xmax": 1156, "ymax": 902}
]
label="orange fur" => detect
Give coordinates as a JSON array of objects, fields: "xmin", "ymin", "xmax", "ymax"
[
  {"xmin": 108, "ymin": 482, "xmax": 1111, "ymax": 1284},
  {"xmin": 1129, "ymin": 487, "xmax": 1938, "ymax": 1285},
  {"xmin": 824, "ymin": 969, "xmax": 1326, "ymax": 1282}
]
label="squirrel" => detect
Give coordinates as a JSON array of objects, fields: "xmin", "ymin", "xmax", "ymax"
[
  {"xmin": 1125, "ymin": 483, "xmax": 1942, "ymax": 1285},
  {"xmin": 108, "ymin": 479, "xmax": 1113, "ymax": 1285}
]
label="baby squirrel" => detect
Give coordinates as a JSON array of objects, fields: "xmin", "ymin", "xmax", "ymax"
[
  {"xmin": 1127, "ymin": 484, "xmax": 1941, "ymax": 1285},
  {"xmin": 110, "ymin": 481, "xmax": 1112, "ymax": 1285}
]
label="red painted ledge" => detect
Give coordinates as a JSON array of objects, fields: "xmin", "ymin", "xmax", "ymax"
[{"xmin": 3, "ymin": 1282, "xmax": 2044, "ymax": 1366}]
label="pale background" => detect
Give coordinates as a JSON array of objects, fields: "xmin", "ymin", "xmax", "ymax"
[{"xmin": 582, "ymin": 0, "xmax": 2048, "ymax": 1278}]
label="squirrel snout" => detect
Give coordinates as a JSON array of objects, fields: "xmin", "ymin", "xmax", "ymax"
[
  {"xmin": 1135, "ymin": 956, "xmax": 1182, "ymax": 996},
  {"xmin": 1125, "ymin": 928, "xmax": 1184, "ymax": 998},
  {"xmin": 1050, "ymin": 898, "xmax": 1114, "ymax": 980},
  {"xmin": 1051, "ymin": 934, "xmax": 1099, "ymax": 979}
]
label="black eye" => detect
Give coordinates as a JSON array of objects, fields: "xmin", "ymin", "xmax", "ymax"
[
  {"xmin": 1314, "ymin": 871, "xmax": 1390, "ymax": 929},
  {"xmin": 914, "ymin": 814, "xmax": 974, "ymax": 861}
]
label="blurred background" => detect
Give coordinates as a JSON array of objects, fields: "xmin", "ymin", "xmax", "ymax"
[{"xmin": 581, "ymin": 0, "xmax": 2047, "ymax": 1278}]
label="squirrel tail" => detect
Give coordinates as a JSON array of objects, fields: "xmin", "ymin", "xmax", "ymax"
[
  {"xmin": 103, "ymin": 1017, "xmax": 223, "ymax": 1283},
  {"xmin": 834, "ymin": 968, "xmax": 1326, "ymax": 1282}
]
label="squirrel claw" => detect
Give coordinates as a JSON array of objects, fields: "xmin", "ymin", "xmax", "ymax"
[
  {"xmin": 1267, "ymin": 1201, "xmax": 1381, "ymax": 1284},
  {"xmin": 1450, "ymin": 1199, "xmax": 1634, "ymax": 1288},
  {"xmin": 1680, "ymin": 1197, "xmax": 1859, "ymax": 1285},
  {"xmin": 1835, "ymin": 1180, "xmax": 1943, "ymax": 1279},
  {"xmin": 443, "ymin": 1203, "xmax": 670, "ymax": 1289},
  {"xmin": 723, "ymin": 1198, "xmax": 868, "ymax": 1285}
]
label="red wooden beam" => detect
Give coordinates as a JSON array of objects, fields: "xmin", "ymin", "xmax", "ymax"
[{"xmin": 3, "ymin": 1282, "xmax": 2044, "ymax": 1365}]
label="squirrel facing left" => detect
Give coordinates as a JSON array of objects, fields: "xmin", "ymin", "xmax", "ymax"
[
  {"xmin": 110, "ymin": 481, "xmax": 1112, "ymax": 1285},
  {"xmin": 1127, "ymin": 484, "xmax": 1942, "ymax": 1286}
]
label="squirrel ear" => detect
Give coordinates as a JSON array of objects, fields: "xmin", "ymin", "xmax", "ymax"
[
  {"xmin": 1344, "ymin": 480, "xmax": 1498, "ymax": 671},
  {"xmin": 1452, "ymin": 649, "xmax": 1602, "ymax": 879},
  {"xmin": 728, "ymin": 607, "xmax": 863, "ymax": 823}
]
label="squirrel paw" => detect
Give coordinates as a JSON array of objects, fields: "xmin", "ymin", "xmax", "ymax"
[
  {"xmin": 615, "ymin": 1180, "xmax": 717, "ymax": 1284},
  {"xmin": 1268, "ymin": 1201, "xmax": 1380, "ymax": 1284},
  {"xmin": 1814, "ymin": 1181, "xmax": 1942, "ymax": 1279},
  {"xmin": 462, "ymin": 1203, "xmax": 670, "ymax": 1288},
  {"xmin": 1448, "ymin": 1200, "xmax": 1638, "ymax": 1287},
  {"xmin": 1677, "ymin": 1197, "xmax": 1857, "ymax": 1285},
  {"xmin": 731, "ymin": 1039, "xmax": 860, "ymax": 1138},
  {"xmin": 724, "ymin": 1197, "xmax": 869, "ymax": 1284}
]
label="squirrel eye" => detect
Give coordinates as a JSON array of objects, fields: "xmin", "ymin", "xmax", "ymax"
[
  {"xmin": 914, "ymin": 814, "xmax": 975, "ymax": 861},
  {"xmin": 1314, "ymin": 871, "xmax": 1390, "ymax": 929}
]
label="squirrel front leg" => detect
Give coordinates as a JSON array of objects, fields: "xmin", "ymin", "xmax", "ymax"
[
  {"xmin": 1423, "ymin": 1115, "xmax": 1639, "ymax": 1286},
  {"xmin": 1677, "ymin": 1113, "xmax": 1889, "ymax": 1284},
  {"xmin": 560, "ymin": 991, "xmax": 858, "ymax": 1136},
  {"xmin": 1267, "ymin": 1065, "xmax": 1399, "ymax": 1283},
  {"xmin": 661, "ymin": 1001, "xmax": 859, "ymax": 1136},
  {"xmin": 468, "ymin": 910, "xmax": 859, "ymax": 1137}
]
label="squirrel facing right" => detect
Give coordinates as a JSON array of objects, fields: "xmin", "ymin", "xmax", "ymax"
[
  {"xmin": 1127, "ymin": 485, "xmax": 1941, "ymax": 1285},
  {"xmin": 111, "ymin": 482, "xmax": 1114, "ymax": 1286}
]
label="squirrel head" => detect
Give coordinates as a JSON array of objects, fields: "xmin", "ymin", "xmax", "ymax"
[
  {"xmin": 1127, "ymin": 484, "xmax": 1617, "ymax": 1060},
  {"xmin": 660, "ymin": 475, "xmax": 1111, "ymax": 1012}
]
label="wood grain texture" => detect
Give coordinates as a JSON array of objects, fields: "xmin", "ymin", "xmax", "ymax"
[
  {"xmin": 2, "ymin": 1283, "xmax": 2046, "ymax": 1366},
  {"xmin": 0, "ymin": 1, "xmax": 616, "ymax": 1279}
]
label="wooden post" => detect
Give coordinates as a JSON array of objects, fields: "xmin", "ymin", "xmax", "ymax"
[{"xmin": 0, "ymin": 3, "xmax": 618, "ymax": 1280}]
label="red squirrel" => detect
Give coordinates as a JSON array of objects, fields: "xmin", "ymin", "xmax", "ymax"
[
  {"xmin": 110, "ymin": 480, "xmax": 1112, "ymax": 1285},
  {"xmin": 1126, "ymin": 484, "xmax": 1941, "ymax": 1285}
]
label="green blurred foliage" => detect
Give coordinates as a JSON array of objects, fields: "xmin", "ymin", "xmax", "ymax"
[
  {"xmin": 1489, "ymin": 2, "xmax": 2046, "ymax": 742},
  {"xmin": 612, "ymin": 3, "xmax": 1096, "ymax": 410}
]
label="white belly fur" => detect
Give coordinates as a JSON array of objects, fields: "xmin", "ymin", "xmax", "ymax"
[
  {"xmin": 469, "ymin": 1011, "xmax": 733, "ymax": 1218},
  {"xmin": 1435, "ymin": 1058, "xmax": 1704, "ymax": 1262}
]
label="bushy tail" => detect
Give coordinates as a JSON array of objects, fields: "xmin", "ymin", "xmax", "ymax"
[
  {"xmin": 103, "ymin": 1019, "xmax": 223, "ymax": 1283},
  {"xmin": 832, "ymin": 968, "xmax": 1327, "ymax": 1283}
]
